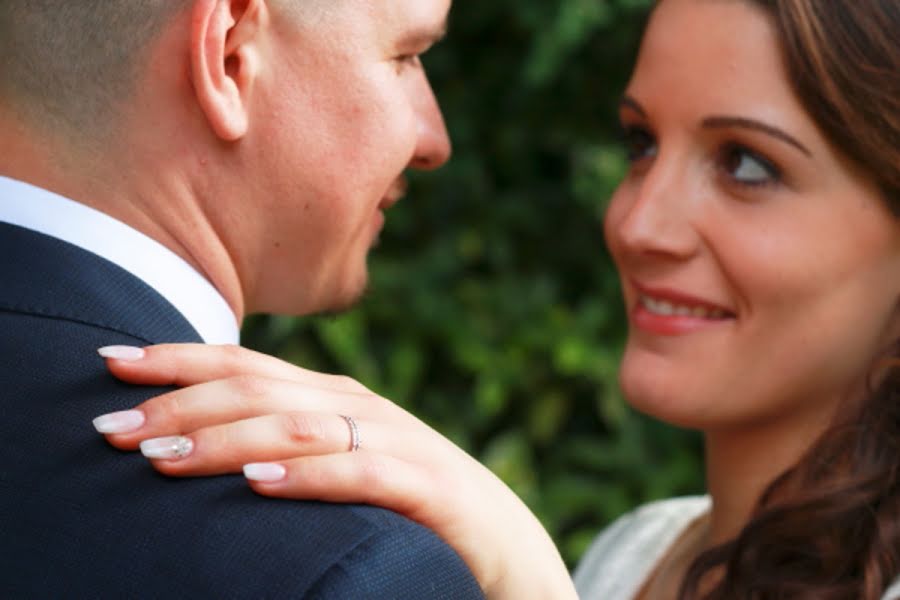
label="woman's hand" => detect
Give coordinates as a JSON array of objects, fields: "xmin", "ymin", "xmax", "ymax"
[{"xmin": 93, "ymin": 344, "xmax": 576, "ymax": 600}]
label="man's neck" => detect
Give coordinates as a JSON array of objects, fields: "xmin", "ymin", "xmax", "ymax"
[{"xmin": 0, "ymin": 114, "xmax": 246, "ymax": 323}]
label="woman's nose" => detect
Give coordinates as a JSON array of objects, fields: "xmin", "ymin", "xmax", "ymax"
[{"xmin": 612, "ymin": 156, "xmax": 701, "ymax": 261}]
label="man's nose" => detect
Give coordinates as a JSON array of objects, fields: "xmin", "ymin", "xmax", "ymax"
[{"xmin": 408, "ymin": 76, "xmax": 451, "ymax": 171}]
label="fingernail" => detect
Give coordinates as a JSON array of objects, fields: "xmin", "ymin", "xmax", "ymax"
[
  {"xmin": 93, "ymin": 410, "xmax": 146, "ymax": 434},
  {"xmin": 244, "ymin": 463, "xmax": 287, "ymax": 483},
  {"xmin": 98, "ymin": 346, "xmax": 146, "ymax": 362},
  {"xmin": 140, "ymin": 436, "xmax": 194, "ymax": 460}
]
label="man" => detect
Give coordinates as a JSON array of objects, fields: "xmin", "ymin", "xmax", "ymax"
[{"xmin": 0, "ymin": 0, "xmax": 483, "ymax": 597}]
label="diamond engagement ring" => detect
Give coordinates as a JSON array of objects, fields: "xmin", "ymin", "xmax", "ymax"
[{"xmin": 340, "ymin": 415, "xmax": 361, "ymax": 453}]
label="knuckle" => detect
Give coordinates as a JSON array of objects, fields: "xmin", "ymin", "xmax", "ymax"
[
  {"xmin": 367, "ymin": 396, "xmax": 406, "ymax": 423},
  {"xmin": 357, "ymin": 454, "xmax": 391, "ymax": 492},
  {"xmin": 202, "ymin": 423, "xmax": 232, "ymax": 449},
  {"xmin": 153, "ymin": 392, "xmax": 186, "ymax": 421},
  {"xmin": 220, "ymin": 343, "xmax": 247, "ymax": 367},
  {"xmin": 380, "ymin": 398, "xmax": 405, "ymax": 417},
  {"xmin": 227, "ymin": 374, "xmax": 271, "ymax": 399},
  {"xmin": 165, "ymin": 355, "xmax": 186, "ymax": 383},
  {"xmin": 201, "ymin": 426, "xmax": 240, "ymax": 464},
  {"xmin": 332, "ymin": 375, "xmax": 368, "ymax": 393},
  {"xmin": 282, "ymin": 412, "xmax": 326, "ymax": 445}
]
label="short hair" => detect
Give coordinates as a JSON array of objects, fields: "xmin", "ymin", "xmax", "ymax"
[
  {"xmin": 0, "ymin": 0, "xmax": 321, "ymax": 141},
  {"xmin": 0, "ymin": 1, "xmax": 188, "ymax": 138}
]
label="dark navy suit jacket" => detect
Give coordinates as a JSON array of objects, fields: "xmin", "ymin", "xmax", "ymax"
[{"xmin": 0, "ymin": 222, "xmax": 483, "ymax": 599}]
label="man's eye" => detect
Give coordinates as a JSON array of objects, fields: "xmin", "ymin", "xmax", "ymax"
[
  {"xmin": 394, "ymin": 54, "xmax": 421, "ymax": 73},
  {"xmin": 721, "ymin": 145, "xmax": 780, "ymax": 186},
  {"xmin": 621, "ymin": 126, "xmax": 658, "ymax": 163}
]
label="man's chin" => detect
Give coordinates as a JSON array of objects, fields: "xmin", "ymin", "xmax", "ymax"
[
  {"xmin": 315, "ymin": 283, "xmax": 371, "ymax": 318},
  {"xmin": 253, "ymin": 271, "xmax": 371, "ymax": 318}
]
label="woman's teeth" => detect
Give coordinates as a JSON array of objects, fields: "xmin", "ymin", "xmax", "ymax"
[{"xmin": 640, "ymin": 295, "xmax": 728, "ymax": 319}]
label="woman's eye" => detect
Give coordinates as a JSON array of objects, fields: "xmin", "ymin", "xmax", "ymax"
[
  {"xmin": 721, "ymin": 145, "xmax": 780, "ymax": 186},
  {"xmin": 621, "ymin": 126, "xmax": 658, "ymax": 163}
]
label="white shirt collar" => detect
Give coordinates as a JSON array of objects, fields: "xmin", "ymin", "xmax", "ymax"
[{"xmin": 0, "ymin": 175, "xmax": 240, "ymax": 345}]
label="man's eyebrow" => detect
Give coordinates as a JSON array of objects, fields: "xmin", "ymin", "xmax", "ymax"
[
  {"xmin": 396, "ymin": 20, "xmax": 449, "ymax": 48},
  {"xmin": 702, "ymin": 116, "xmax": 813, "ymax": 157}
]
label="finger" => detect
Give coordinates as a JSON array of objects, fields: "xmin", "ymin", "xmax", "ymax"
[
  {"xmin": 244, "ymin": 453, "xmax": 439, "ymax": 524},
  {"xmin": 244, "ymin": 456, "xmax": 500, "ymax": 590},
  {"xmin": 100, "ymin": 344, "xmax": 297, "ymax": 386},
  {"xmin": 99, "ymin": 376, "xmax": 379, "ymax": 450},
  {"xmin": 142, "ymin": 412, "xmax": 354, "ymax": 476},
  {"xmin": 99, "ymin": 343, "xmax": 368, "ymax": 394},
  {"xmin": 142, "ymin": 413, "xmax": 440, "ymax": 478}
]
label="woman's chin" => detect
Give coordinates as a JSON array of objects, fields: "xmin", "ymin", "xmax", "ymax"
[{"xmin": 618, "ymin": 364, "xmax": 717, "ymax": 431}]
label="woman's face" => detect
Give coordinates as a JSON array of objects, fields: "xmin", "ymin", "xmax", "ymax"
[{"xmin": 606, "ymin": 0, "xmax": 900, "ymax": 433}]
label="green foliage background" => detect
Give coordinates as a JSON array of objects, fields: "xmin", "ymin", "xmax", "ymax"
[{"xmin": 244, "ymin": 0, "xmax": 703, "ymax": 567}]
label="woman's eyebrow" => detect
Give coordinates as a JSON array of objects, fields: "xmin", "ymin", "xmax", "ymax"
[
  {"xmin": 618, "ymin": 96, "xmax": 813, "ymax": 158},
  {"xmin": 619, "ymin": 95, "xmax": 647, "ymax": 117},
  {"xmin": 702, "ymin": 116, "xmax": 813, "ymax": 157}
]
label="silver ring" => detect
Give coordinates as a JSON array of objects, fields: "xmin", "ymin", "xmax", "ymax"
[{"xmin": 340, "ymin": 415, "xmax": 361, "ymax": 452}]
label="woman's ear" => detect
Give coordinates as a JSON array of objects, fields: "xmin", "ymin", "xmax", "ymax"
[
  {"xmin": 891, "ymin": 263, "xmax": 900, "ymax": 339},
  {"xmin": 885, "ymin": 279, "xmax": 900, "ymax": 366},
  {"xmin": 190, "ymin": 0, "xmax": 268, "ymax": 141}
]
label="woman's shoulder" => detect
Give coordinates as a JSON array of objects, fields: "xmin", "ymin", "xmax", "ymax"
[
  {"xmin": 884, "ymin": 576, "xmax": 900, "ymax": 600},
  {"xmin": 573, "ymin": 496, "xmax": 900, "ymax": 600},
  {"xmin": 616, "ymin": 495, "xmax": 711, "ymax": 530},
  {"xmin": 577, "ymin": 496, "xmax": 711, "ymax": 568},
  {"xmin": 573, "ymin": 496, "xmax": 711, "ymax": 600}
]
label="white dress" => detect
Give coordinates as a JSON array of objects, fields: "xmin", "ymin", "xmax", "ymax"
[{"xmin": 573, "ymin": 496, "xmax": 900, "ymax": 600}]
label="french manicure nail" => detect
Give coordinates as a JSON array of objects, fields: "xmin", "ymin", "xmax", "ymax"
[
  {"xmin": 93, "ymin": 410, "xmax": 146, "ymax": 434},
  {"xmin": 140, "ymin": 436, "xmax": 194, "ymax": 460},
  {"xmin": 244, "ymin": 463, "xmax": 287, "ymax": 483},
  {"xmin": 97, "ymin": 346, "xmax": 146, "ymax": 362}
]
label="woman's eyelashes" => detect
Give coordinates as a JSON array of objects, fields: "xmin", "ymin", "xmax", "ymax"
[
  {"xmin": 621, "ymin": 124, "xmax": 658, "ymax": 163},
  {"xmin": 619, "ymin": 122, "xmax": 783, "ymax": 190},
  {"xmin": 719, "ymin": 143, "xmax": 781, "ymax": 188}
]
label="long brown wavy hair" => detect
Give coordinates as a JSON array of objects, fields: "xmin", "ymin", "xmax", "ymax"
[{"xmin": 677, "ymin": 1, "xmax": 900, "ymax": 599}]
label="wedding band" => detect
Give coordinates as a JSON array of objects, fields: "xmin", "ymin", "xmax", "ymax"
[{"xmin": 340, "ymin": 415, "xmax": 361, "ymax": 453}]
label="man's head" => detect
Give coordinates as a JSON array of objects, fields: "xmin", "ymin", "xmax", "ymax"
[
  {"xmin": 0, "ymin": 0, "xmax": 452, "ymax": 318},
  {"xmin": 0, "ymin": 1, "xmax": 183, "ymax": 139}
]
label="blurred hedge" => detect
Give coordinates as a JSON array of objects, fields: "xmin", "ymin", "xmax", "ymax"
[{"xmin": 243, "ymin": 0, "xmax": 703, "ymax": 567}]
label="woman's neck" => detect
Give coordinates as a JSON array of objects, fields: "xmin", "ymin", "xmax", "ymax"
[
  {"xmin": 702, "ymin": 406, "xmax": 836, "ymax": 547},
  {"xmin": 638, "ymin": 415, "xmax": 836, "ymax": 600}
]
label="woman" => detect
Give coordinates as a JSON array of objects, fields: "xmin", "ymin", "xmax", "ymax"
[{"xmin": 92, "ymin": 0, "xmax": 900, "ymax": 597}]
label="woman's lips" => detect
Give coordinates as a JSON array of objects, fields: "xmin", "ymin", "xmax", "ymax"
[
  {"xmin": 638, "ymin": 294, "xmax": 730, "ymax": 319},
  {"xmin": 630, "ymin": 281, "xmax": 736, "ymax": 336}
]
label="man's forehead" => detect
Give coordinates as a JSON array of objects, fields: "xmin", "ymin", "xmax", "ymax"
[
  {"xmin": 365, "ymin": 0, "xmax": 451, "ymax": 41},
  {"xmin": 284, "ymin": 0, "xmax": 450, "ymax": 51}
]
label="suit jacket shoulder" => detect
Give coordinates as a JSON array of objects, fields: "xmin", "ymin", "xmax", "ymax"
[{"xmin": 0, "ymin": 223, "xmax": 483, "ymax": 599}]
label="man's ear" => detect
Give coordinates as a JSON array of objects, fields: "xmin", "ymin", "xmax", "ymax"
[{"xmin": 190, "ymin": 0, "xmax": 268, "ymax": 141}]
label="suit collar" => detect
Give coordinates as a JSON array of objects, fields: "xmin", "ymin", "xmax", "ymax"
[
  {"xmin": 0, "ymin": 176, "xmax": 239, "ymax": 344},
  {"xmin": 0, "ymin": 222, "xmax": 202, "ymax": 344}
]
